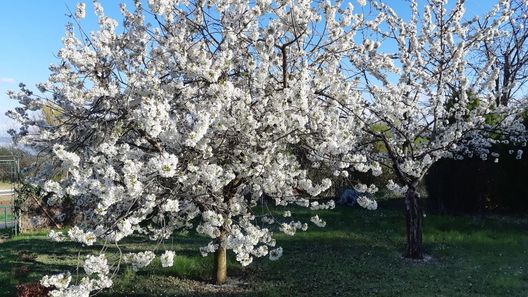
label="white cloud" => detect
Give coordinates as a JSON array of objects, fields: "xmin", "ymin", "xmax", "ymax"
[{"xmin": 0, "ymin": 77, "xmax": 16, "ymax": 84}]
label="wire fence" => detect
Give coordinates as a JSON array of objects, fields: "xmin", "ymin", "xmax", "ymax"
[
  {"xmin": 0, "ymin": 155, "xmax": 19, "ymax": 235},
  {"xmin": 0, "ymin": 205, "xmax": 15, "ymax": 229}
]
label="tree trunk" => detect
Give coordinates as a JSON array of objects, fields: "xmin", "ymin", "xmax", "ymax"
[
  {"xmin": 404, "ymin": 185, "xmax": 423, "ymax": 259},
  {"xmin": 213, "ymin": 233, "xmax": 227, "ymax": 284}
]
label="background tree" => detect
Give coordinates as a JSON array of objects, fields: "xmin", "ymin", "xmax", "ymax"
[
  {"xmin": 335, "ymin": 0, "xmax": 526, "ymax": 259},
  {"xmin": 7, "ymin": 0, "xmax": 379, "ymax": 294},
  {"xmin": 424, "ymin": 0, "xmax": 528, "ymax": 214},
  {"xmin": 477, "ymin": 0, "xmax": 528, "ymax": 106}
]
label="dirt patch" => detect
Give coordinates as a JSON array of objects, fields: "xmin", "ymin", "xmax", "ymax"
[
  {"xmin": 175, "ymin": 277, "xmax": 252, "ymax": 294},
  {"xmin": 400, "ymin": 253, "xmax": 433, "ymax": 264},
  {"xmin": 130, "ymin": 276, "xmax": 256, "ymax": 296}
]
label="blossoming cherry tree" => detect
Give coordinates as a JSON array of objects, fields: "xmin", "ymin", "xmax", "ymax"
[
  {"xmin": 8, "ymin": 0, "xmax": 379, "ymax": 294},
  {"xmin": 342, "ymin": 0, "xmax": 525, "ymax": 258}
]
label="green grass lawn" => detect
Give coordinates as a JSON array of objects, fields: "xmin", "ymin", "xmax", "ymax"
[{"xmin": 1, "ymin": 201, "xmax": 527, "ymax": 297}]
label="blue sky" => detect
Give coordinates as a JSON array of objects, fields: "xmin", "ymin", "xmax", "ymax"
[
  {"xmin": 0, "ymin": 0, "xmax": 497, "ymax": 136},
  {"xmin": 0, "ymin": 1, "xmax": 131, "ymax": 136}
]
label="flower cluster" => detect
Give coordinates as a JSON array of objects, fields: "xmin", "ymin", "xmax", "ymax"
[
  {"xmin": 310, "ymin": 215, "xmax": 327, "ymax": 228},
  {"xmin": 83, "ymin": 254, "xmax": 110, "ymax": 276},
  {"xmin": 386, "ymin": 180, "xmax": 408, "ymax": 196},
  {"xmin": 41, "ymin": 273, "xmax": 71, "ymax": 290},
  {"xmin": 48, "ymin": 230, "xmax": 64, "ymax": 242},
  {"xmin": 357, "ymin": 196, "xmax": 378, "ymax": 210},
  {"xmin": 160, "ymin": 251, "xmax": 175, "ymax": 268},
  {"xmin": 41, "ymin": 254, "xmax": 113, "ymax": 297},
  {"xmin": 68, "ymin": 226, "xmax": 96, "ymax": 246},
  {"xmin": 123, "ymin": 251, "xmax": 156, "ymax": 272}
]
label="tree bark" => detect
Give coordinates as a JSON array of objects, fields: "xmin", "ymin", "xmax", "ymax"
[
  {"xmin": 213, "ymin": 233, "xmax": 227, "ymax": 284},
  {"xmin": 404, "ymin": 185, "xmax": 424, "ymax": 259}
]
